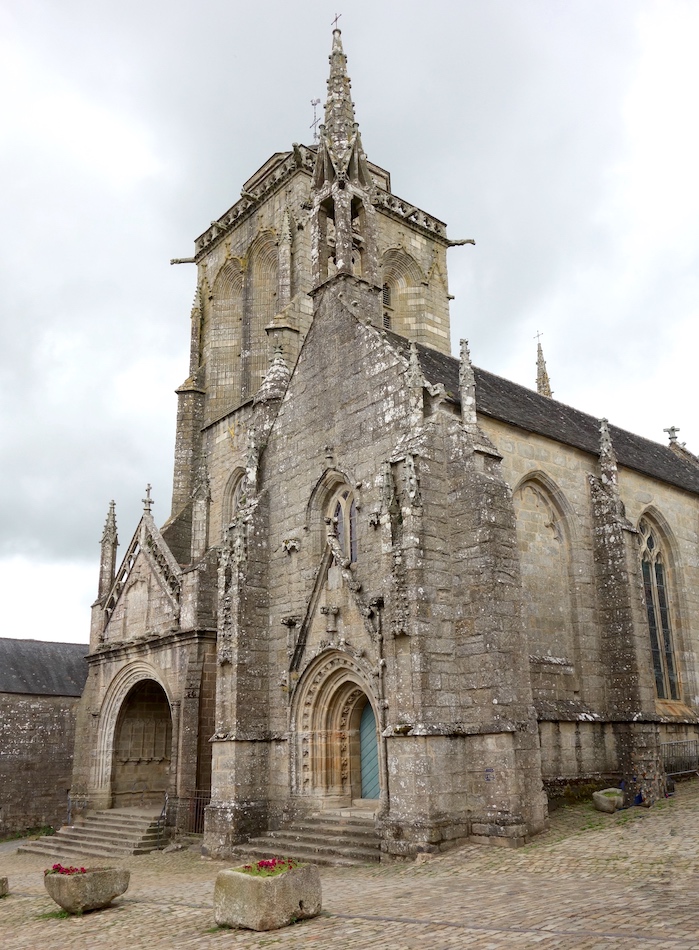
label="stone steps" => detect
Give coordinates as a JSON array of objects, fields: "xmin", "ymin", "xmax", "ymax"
[
  {"xmin": 234, "ymin": 813, "xmax": 381, "ymax": 867},
  {"xmin": 17, "ymin": 808, "xmax": 166, "ymax": 861}
]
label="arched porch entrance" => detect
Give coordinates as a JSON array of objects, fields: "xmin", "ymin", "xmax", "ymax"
[
  {"xmin": 293, "ymin": 651, "xmax": 381, "ymax": 806},
  {"xmin": 111, "ymin": 679, "xmax": 172, "ymax": 808}
]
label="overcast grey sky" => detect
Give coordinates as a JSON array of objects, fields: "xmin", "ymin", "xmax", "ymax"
[{"xmin": 1, "ymin": 0, "xmax": 698, "ymax": 643}]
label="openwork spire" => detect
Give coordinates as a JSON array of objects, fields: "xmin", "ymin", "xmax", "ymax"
[
  {"xmin": 322, "ymin": 29, "xmax": 357, "ymax": 175},
  {"xmin": 310, "ymin": 29, "xmax": 379, "ymax": 288},
  {"xmin": 536, "ymin": 336, "xmax": 553, "ymax": 398}
]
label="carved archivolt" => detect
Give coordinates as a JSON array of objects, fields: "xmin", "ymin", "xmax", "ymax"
[
  {"xmin": 91, "ymin": 662, "xmax": 173, "ymax": 797},
  {"xmin": 290, "ymin": 650, "xmax": 376, "ymax": 796}
]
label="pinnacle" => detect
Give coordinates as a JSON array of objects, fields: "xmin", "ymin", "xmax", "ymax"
[
  {"xmin": 253, "ymin": 347, "xmax": 291, "ymax": 404},
  {"xmin": 536, "ymin": 339, "xmax": 553, "ymax": 398},
  {"xmin": 322, "ymin": 28, "xmax": 358, "ymax": 171},
  {"xmin": 101, "ymin": 499, "xmax": 118, "ymax": 545}
]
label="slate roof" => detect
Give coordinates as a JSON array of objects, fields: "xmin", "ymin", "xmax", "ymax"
[
  {"xmin": 0, "ymin": 638, "xmax": 88, "ymax": 697},
  {"xmin": 385, "ymin": 332, "xmax": 699, "ymax": 498}
]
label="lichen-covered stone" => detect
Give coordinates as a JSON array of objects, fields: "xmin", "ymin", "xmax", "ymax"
[
  {"xmin": 43, "ymin": 868, "xmax": 130, "ymax": 914},
  {"xmin": 67, "ymin": 25, "xmax": 699, "ymax": 871},
  {"xmin": 592, "ymin": 789, "xmax": 624, "ymax": 814},
  {"xmin": 213, "ymin": 865, "xmax": 321, "ymax": 931}
]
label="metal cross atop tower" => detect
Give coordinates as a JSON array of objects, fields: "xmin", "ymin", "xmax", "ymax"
[{"xmin": 331, "ymin": 12, "xmax": 342, "ymax": 29}]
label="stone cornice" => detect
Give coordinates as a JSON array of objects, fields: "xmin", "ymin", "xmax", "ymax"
[
  {"xmin": 193, "ymin": 147, "xmax": 449, "ymax": 262},
  {"xmin": 87, "ymin": 628, "xmax": 216, "ymax": 664}
]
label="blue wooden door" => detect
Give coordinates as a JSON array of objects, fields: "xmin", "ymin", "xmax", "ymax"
[{"xmin": 359, "ymin": 701, "xmax": 380, "ymax": 799}]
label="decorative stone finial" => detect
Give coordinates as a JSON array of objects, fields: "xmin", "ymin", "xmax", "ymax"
[
  {"xmin": 280, "ymin": 207, "xmax": 293, "ymax": 245},
  {"xmin": 406, "ymin": 341, "xmax": 423, "ymax": 388},
  {"xmin": 535, "ymin": 332, "xmax": 553, "ymax": 398},
  {"xmin": 406, "ymin": 341, "xmax": 426, "ymax": 425},
  {"xmin": 98, "ymin": 500, "xmax": 118, "ymax": 601},
  {"xmin": 142, "ymin": 483, "xmax": 154, "ymax": 514},
  {"xmin": 599, "ymin": 419, "xmax": 618, "ymax": 490},
  {"xmin": 664, "ymin": 426, "xmax": 680, "ymax": 444},
  {"xmin": 101, "ymin": 500, "xmax": 118, "ymax": 545},
  {"xmin": 253, "ymin": 346, "xmax": 291, "ymax": 405},
  {"xmin": 459, "ymin": 339, "xmax": 478, "ymax": 426}
]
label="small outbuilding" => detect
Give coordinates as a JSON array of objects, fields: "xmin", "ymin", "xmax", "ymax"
[{"xmin": 0, "ymin": 638, "xmax": 88, "ymax": 837}]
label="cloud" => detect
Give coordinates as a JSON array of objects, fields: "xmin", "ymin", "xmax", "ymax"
[{"xmin": 1, "ymin": 0, "xmax": 698, "ymax": 640}]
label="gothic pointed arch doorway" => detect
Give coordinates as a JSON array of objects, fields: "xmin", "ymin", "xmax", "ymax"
[
  {"xmin": 292, "ymin": 651, "xmax": 381, "ymax": 806},
  {"xmin": 111, "ymin": 679, "xmax": 172, "ymax": 808}
]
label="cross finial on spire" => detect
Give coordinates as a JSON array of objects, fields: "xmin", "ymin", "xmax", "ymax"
[
  {"xmin": 142, "ymin": 483, "xmax": 154, "ymax": 513},
  {"xmin": 664, "ymin": 425, "xmax": 680, "ymax": 444},
  {"xmin": 331, "ymin": 12, "xmax": 342, "ymax": 29},
  {"xmin": 535, "ymin": 331, "xmax": 553, "ymax": 398}
]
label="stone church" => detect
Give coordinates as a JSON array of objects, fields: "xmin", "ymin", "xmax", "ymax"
[{"xmin": 70, "ymin": 30, "xmax": 699, "ymax": 859}]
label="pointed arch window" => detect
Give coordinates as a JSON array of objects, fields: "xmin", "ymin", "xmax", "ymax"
[
  {"xmin": 330, "ymin": 488, "xmax": 357, "ymax": 564},
  {"xmin": 639, "ymin": 518, "xmax": 679, "ymax": 700}
]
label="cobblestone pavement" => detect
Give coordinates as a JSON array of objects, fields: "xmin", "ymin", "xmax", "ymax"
[{"xmin": 3, "ymin": 780, "xmax": 699, "ymax": 949}]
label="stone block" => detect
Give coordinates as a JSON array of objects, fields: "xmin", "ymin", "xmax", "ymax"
[
  {"xmin": 43, "ymin": 868, "xmax": 130, "ymax": 914},
  {"xmin": 593, "ymin": 788, "xmax": 624, "ymax": 813},
  {"xmin": 0, "ymin": 877, "xmax": 7, "ymax": 897},
  {"xmin": 214, "ymin": 864, "xmax": 321, "ymax": 931}
]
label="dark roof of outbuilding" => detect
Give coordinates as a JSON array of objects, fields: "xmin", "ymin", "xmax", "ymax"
[
  {"xmin": 0, "ymin": 638, "xmax": 88, "ymax": 697},
  {"xmin": 384, "ymin": 332, "xmax": 699, "ymax": 497}
]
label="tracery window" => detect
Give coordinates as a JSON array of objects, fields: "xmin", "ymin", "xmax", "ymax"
[
  {"xmin": 330, "ymin": 488, "xmax": 357, "ymax": 564},
  {"xmin": 639, "ymin": 518, "xmax": 679, "ymax": 700}
]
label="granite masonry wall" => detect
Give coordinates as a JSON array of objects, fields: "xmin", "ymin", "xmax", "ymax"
[{"xmin": 0, "ymin": 693, "xmax": 79, "ymax": 836}]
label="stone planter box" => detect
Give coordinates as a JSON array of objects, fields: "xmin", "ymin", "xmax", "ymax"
[
  {"xmin": 44, "ymin": 868, "xmax": 130, "ymax": 914},
  {"xmin": 214, "ymin": 864, "xmax": 321, "ymax": 931}
]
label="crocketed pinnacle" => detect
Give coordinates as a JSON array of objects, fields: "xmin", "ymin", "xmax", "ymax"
[
  {"xmin": 536, "ymin": 340, "xmax": 553, "ymax": 398},
  {"xmin": 322, "ymin": 29, "xmax": 357, "ymax": 174},
  {"xmin": 101, "ymin": 500, "xmax": 118, "ymax": 546},
  {"xmin": 253, "ymin": 347, "xmax": 291, "ymax": 404},
  {"xmin": 598, "ymin": 418, "xmax": 618, "ymax": 490}
]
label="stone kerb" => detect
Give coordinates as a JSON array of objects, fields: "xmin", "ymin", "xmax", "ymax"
[{"xmin": 214, "ymin": 864, "xmax": 321, "ymax": 931}]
